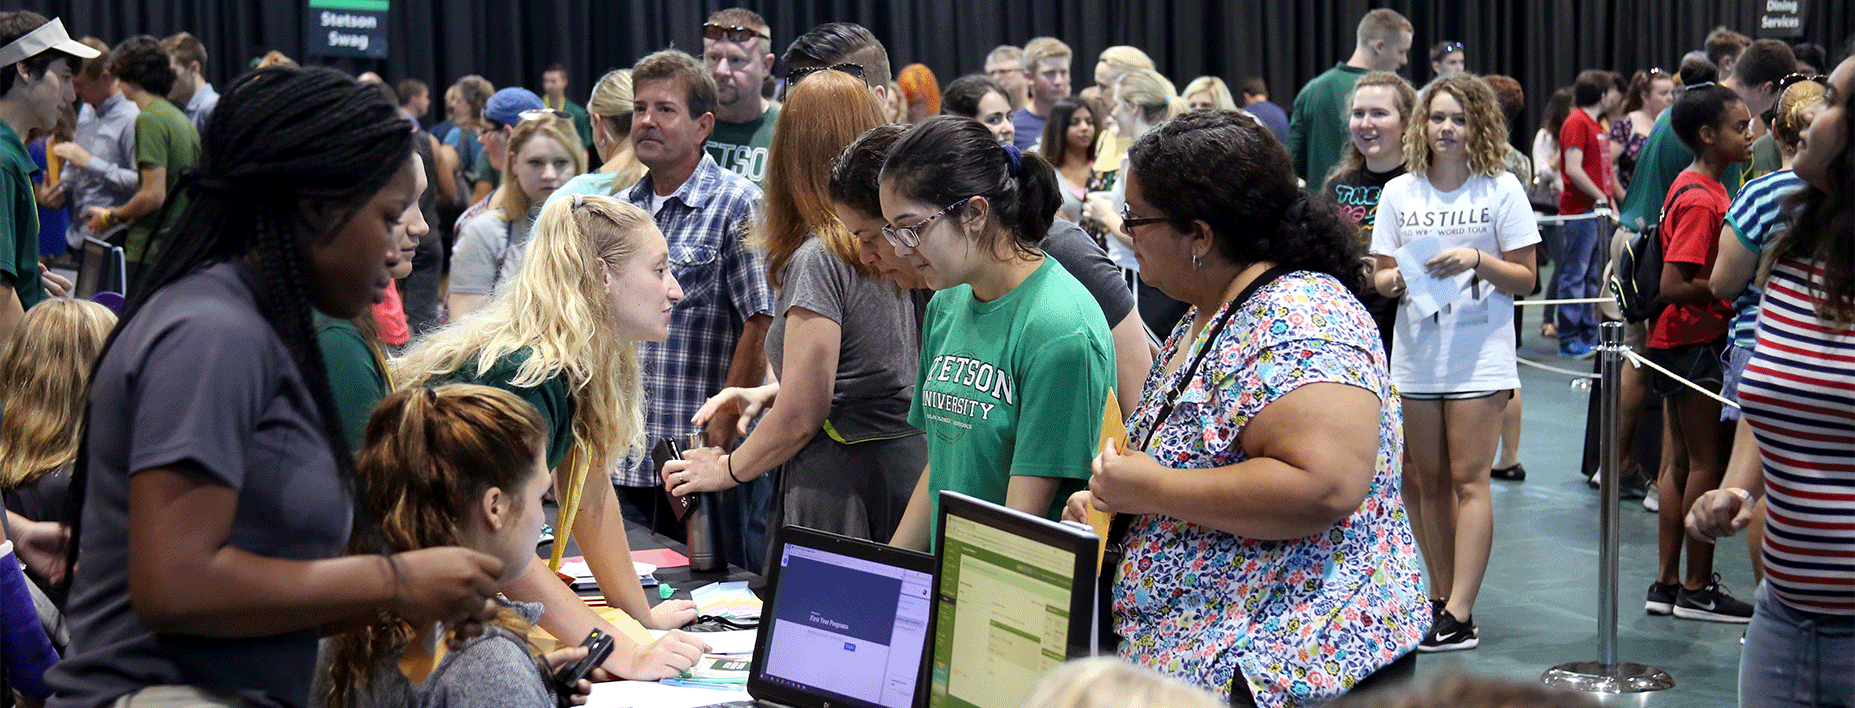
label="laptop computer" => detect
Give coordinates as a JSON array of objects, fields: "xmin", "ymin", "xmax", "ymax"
[
  {"xmin": 928, "ymin": 491, "xmax": 1099, "ymax": 708},
  {"xmin": 719, "ymin": 525, "xmax": 936, "ymax": 708}
]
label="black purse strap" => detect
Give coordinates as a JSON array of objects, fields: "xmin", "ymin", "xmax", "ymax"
[{"xmin": 1097, "ymin": 264, "xmax": 1296, "ymax": 650}]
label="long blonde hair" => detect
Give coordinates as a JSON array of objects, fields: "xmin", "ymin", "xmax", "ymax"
[
  {"xmin": 754, "ymin": 70, "xmax": 887, "ymax": 287},
  {"xmin": 396, "ymin": 195, "xmax": 652, "ymax": 477},
  {"xmin": 1406, "ymin": 74, "xmax": 1509, "ymax": 179},
  {"xmin": 496, "ymin": 115, "xmax": 586, "ymax": 221},
  {"xmin": 1328, "ymin": 71, "xmax": 1418, "ymax": 187},
  {"xmin": 1018, "ymin": 658, "xmax": 1222, "ymax": 708},
  {"xmin": 0, "ymin": 299, "xmax": 116, "ymax": 489},
  {"xmin": 322, "ymin": 384, "xmax": 549, "ymax": 708}
]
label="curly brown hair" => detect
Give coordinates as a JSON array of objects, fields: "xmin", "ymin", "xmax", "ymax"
[{"xmin": 1405, "ymin": 74, "xmax": 1509, "ymax": 179}]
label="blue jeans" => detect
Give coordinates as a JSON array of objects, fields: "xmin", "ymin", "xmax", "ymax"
[
  {"xmin": 1555, "ymin": 214, "xmax": 1606, "ymax": 347},
  {"xmin": 1741, "ymin": 583, "xmax": 1855, "ymax": 708}
]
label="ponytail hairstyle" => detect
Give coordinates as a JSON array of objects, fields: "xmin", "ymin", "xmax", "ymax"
[
  {"xmin": 881, "ymin": 115, "xmax": 1061, "ymax": 260},
  {"xmin": 65, "ymin": 66, "xmax": 416, "ymax": 577},
  {"xmin": 395, "ymin": 195, "xmax": 655, "ymax": 477},
  {"xmin": 1128, "ymin": 109, "xmax": 1367, "ymax": 293},
  {"xmin": 322, "ymin": 383, "xmax": 548, "ymax": 708},
  {"xmin": 0, "ymin": 299, "xmax": 116, "ymax": 490},
  {"xmin": 1113, "ymin": 69, "xmax": 1188, "ymax": 128},
  {"xmin": 1769, "ymin": 78, "xmax": 1825, "ymax": 154},
  {"xmin": 1765, "ymin": 56, "xmax": 1854, "ymax": 325}
]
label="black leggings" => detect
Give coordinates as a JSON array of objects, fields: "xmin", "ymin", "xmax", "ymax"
[{"xmin": 1227, "ymin": 650, "xmax": 1417, "ymax": 707}]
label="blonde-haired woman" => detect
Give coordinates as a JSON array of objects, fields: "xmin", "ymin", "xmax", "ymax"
[
  {"xmin": 662, "ymin": 70, "xmax": 924, "ymax": 566},
  {"xmin": 1370, "ymin": 75, "xmax": 1540, "ymax": 652},
  {"xmin": 1182, "ymin": 76, "xmax": 1238, "ymax": 112},
  {"xmin": 1087, "ymin": 68, "xmax": 1191, "ymax": 340},
  {"xmin": 1, "ymin": 298, "xmax": 116, "ymax": 594},
  {"xmin": 1020, "ymin": 658, "xmax": 1221, "ymax": 708},
  {"xmin": 397, "ymin": 195, "xmax": 707, "ymax": 679},
  {"xmin": 548, "ymin": 69, "xmax": 647, "ymax": 203},
  {"xmin": 449, "ymin": 115, "xmax": 585, "ymax": 318}
]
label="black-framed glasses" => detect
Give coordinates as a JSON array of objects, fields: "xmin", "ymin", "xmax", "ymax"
[
  {"xmin": 787, "ymin": 62, "xmax": 865, "ymax": 86},
  {"xmin": 1777, "ymin": 73, "xmax": 1829, "ymax": 91},
  {"xmin": 1118, "ymin": 204, "xmax": 1176, "ymax": 236},
  {"xmin": 883, "ymin": 197, "xmax": 972, "ymax": 249},
  {"xmin": 702, "ymin": 22, "xmax": 768, "ymax": 44}
]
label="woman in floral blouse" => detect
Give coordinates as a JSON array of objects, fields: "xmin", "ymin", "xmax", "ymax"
[{"xmin": 1064, "ymin": 109, "xmax": 1428, "ymax": 707}]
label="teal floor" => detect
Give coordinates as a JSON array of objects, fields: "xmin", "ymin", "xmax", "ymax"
[{"xmin": 1411, "ymin": 304, "xmax": 1753, "ymax": 707}]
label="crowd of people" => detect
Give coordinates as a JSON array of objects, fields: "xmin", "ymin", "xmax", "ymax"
[{"xmin": 0, "ymin": 6, "xmax": 1848, "ymax": 708}]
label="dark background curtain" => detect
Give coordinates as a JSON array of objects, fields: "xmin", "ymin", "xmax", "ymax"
[{"xmin": 21, "ymin": 0, "xmax": 1854, "ymax": 149}]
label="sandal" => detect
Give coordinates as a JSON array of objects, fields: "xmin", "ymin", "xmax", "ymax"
[
  {"xmin": 1491, "ymin": 463, "xmax": 1526, "ymax": 481},
  {"xmin": 1539, "ymin": 322, "xmax": 1558, "ymax": 339}
]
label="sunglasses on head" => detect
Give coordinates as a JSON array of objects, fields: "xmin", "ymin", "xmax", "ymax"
[
  {"xmin": 703, "ymin": 22, "xmax": 768, "ymax": 44},
  {"xmin": 1776, "ymin": 72, "xmax": 1829, "ymax": 91},
  {"xmin": 786, "ymin": 62, "xmax": 865, "ymax": 86}
]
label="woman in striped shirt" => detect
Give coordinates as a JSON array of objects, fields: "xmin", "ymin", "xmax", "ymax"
[{"xmin": 1687, "ymin": 54, "xmax": 1853, "ymax": 708}]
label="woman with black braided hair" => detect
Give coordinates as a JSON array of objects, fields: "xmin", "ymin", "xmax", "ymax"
[{"xmin": 47, "ymin": 66, "xmax": 503, "ymax": 708}]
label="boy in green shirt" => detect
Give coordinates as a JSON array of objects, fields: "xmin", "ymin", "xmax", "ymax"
[{"xmin": 82, "ymin": 35, "xmax": 199, "ymax": 282}]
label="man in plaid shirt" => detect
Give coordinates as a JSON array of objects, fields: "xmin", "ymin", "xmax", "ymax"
[{"xmin": 619, "ymin": 49, "xmax": 774, "ymax": 559}]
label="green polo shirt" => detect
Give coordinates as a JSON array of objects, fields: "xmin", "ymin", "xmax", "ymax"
[
  {"xmin": 0, "ymin": 120, "xmax": 44, "ymax": 309},
  {"xmin": 124, "ymin": 98, "xmax": 201, "ymax": 264}
]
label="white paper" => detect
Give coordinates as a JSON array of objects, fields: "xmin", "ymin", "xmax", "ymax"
[
  {"xmin": 1391, "ymin": 235, "xmax": 1465, "ymax": 318},
  {"xmin": 585, "ymin": 679, "xmax": 747, "ymax": 708},
  {"xmin": 648, "ymin": 628, "xmax": 759, "ymax": 655}
]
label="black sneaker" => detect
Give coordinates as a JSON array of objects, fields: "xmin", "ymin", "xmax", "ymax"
[
  {"xmin": 1429, "ymin": 598, "xmax": 1446, "ymax": 622},
  {"xmin": 1491, "ymin": 463, "xmax": 1526, "ymax": 481},
  {"xmin": 1673, "ymin": 577, "xmax": 1754, "ymax": 623},
  {"xmin": 1618, "ymin": 468, "xmax": 1653, "ymax": 499},
  {"xmin": 1645, "ymin": 581, "xmax": 1678, "ymax": 615},
  {"xmin": 1419, "ymin": 610, "xmax": 1478, "ymax": 652}
]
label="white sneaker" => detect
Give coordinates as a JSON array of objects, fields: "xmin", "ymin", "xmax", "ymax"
[{"xmin": 1642, "ymin": 483, "xmax": 1660, "ymax": 512}]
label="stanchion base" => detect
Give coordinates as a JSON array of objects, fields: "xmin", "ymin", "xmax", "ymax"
[{"xmin": 1541, "ymin": 661, "xmax": 1675, "ymax": 693}]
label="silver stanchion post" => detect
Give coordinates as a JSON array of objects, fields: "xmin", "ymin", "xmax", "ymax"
[{"xmin": 1542, "ymin": 321, "xmax": 1675, "ymax": 692}]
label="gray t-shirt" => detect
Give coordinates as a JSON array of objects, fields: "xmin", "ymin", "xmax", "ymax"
[
  {"xmin": 49, "ymin": 261, "xmax": 351, "ymax": 708},
  {"xmin": 766, "ymin": 237, "xmax": 918, "ymax": 441},
  {"xmin": 450, "ymin": 208, "xmax": 532, "ymax": 295},
  {"xmin": 1041, "ymin": 219, "xmax": 1135, "ymax": 325}
]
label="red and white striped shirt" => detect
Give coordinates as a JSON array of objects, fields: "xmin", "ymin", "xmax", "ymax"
[{"xmin": 1738, "ymin": 258, "xmax": 1855, "ymax": 615}]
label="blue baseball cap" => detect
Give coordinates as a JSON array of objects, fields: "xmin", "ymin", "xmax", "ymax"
[{"xmin": 483, "ymin": 87, "xmax": 545, "ymax": 127}]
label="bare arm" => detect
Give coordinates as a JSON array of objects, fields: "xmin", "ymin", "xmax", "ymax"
[
  {"xmin": 1687, "ymin": 418, "xmax": 1765, "ymax": 542},
  {"xmin": 113, "ymin": 164, "xmax": 168, "ymax": 221},
  {"xmin": 499, "ymin": 553, "xmax": 705, "ymax": 679},
  {"xmin": 888, "ymin": 466, "xmax": 933, "ymax": 551},
  {"xmin": 666, "ymin": 309, "xmax": 835, "ymax": 492},
  {"xmin": 127, "ymin": 464, "xmax": 501, "ymax": 637},
  {"xmin": 1709, "ymin": 221, "xmax": 1759, "ymax": 301},
  {"xmin": 1563, "ymin": 147, "xmax": 1606, "ymax": 203},
  {"xmin": 470, "ymin": 180, "xmax": 494, "ymax": 206},
  {"xmin": 446, "ymin": 293, "xmax": 487, "ymax": 321},
  {"xmin": 1109, "ymin": 310, "xmax": 1152, "ymax": 416},
  {"xmin": 1088, "ymin": 382, "xmax": 1379, "ymax": 540},
  {"xmin": 0, "ymin": 283, "xmax": 22, "ymax": 343},
  {"xmin": 566, "ymin": 460, "xmax": 694, "ymax": 630},
  {"xmin": 1660, "ymin": 261, "xmax": 1717, "ymax": 305},
  {"xmin": 1371, "ymin": 254, "xmax": 1405, "ymax": 298}
]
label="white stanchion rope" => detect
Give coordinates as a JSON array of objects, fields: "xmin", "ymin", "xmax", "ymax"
[
  {"xmin": 1534, "ymin": 209, "xmax": 1615, "ymax": 225},
  {"xmin": 1514, "ymin": 297, "xmax": 1614, "ymax": 306},
  {"xmin": 1516, "ymin": 357, "xmax": 1601, "ymax": 379},
  {"xmin": 1621, "ymin": 349, "xmax": 1742, "ymax": 409}
]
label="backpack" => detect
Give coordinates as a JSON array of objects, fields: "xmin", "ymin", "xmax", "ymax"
[{"xmin": 1610, "ymin": 182, "xmax": 1705, "ymax": 323}]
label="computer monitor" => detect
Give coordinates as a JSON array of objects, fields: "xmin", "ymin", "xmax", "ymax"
[
  {"xmin": 76, "ymin": 236, "xmax": 125, "ymax": 299},
  {"xmin": 750, "ymin": 525, "xmax": 937, "ymax": 708},
  {"xmin": 929, "ymin": 491, "xmax": 1098, "ymax": 708}
]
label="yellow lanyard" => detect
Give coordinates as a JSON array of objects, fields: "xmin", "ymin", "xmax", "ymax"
[{"xmin": 546, "ymin": 446, "xmax": 590, "ymax": 572}]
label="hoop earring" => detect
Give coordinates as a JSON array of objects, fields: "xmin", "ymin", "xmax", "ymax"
[{"xmin": 1192, "ymin": 252, "xmax": 1203, "ymax": 270}]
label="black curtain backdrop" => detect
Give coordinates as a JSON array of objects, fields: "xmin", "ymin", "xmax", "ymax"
[{"xmin": 23, "ymin": 0, "xmax": 1855, "ymax": 149}]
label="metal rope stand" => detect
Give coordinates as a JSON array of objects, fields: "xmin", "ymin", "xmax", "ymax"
[{"xmin": 1541, "ymin": 321, "xmax": 1675, "ymax": 693}]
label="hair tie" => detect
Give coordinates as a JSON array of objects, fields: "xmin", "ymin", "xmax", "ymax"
[
  {"xmin": 1002, "ymin": 144, "xmax": 1023, "ymax": 178},
  {"xmin": 1278, "ymin": 193, "xmax": 1310, "ymax": 231},
  {"xmin": 573, "ymin": 193, "xmax": 586, "ymax": 207}
]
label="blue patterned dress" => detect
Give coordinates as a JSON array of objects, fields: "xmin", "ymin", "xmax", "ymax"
[{"xmin": 1113, "ymin": 271, "xmax": 1429, "ymax": 707}]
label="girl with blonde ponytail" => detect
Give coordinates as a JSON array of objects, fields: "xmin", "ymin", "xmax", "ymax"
[{"xmin": 396, "ymin": 194, "xmax": 707, "ymax": 679}]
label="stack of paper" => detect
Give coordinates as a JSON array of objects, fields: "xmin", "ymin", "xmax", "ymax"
[
  {"xmin": 690, "ymin": 581, "xmax": 761, "ymax": 619},
  {"xmin": 557, "ymin": 557, "xmax": 659, "ymax": 589}
]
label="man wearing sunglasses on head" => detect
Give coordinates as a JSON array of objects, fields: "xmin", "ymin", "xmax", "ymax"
[
  {"xmin": 702, "ymin": 8, "xmax": 777, "ymax": 188},
  {"xmin": 781, "ymin": 22, "xmax": 892, "ymax": 106}
]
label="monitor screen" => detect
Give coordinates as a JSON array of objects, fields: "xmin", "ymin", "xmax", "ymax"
[
  {"xmin": 758, "ymin": 537, "xmax": 935, "ymax": 708},
  {"xmin": 930, "ymin": 493, "xmax": 1096, "ymax": 708}
]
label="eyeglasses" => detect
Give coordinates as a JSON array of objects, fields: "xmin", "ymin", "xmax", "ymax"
[
  {"xmin": 1777, "ymin": 73, "xmax": 1829, "ymax": 91},
  {"xmin": 882, "ymin": 197, "xmax": 972, "ymax": 248},
  {"xmin": 702, "ymin": 22, "xmax": 769, "ymax": 44},
  {"xmin": 1119, "ymin": 204, "xmax": 1177, "ymax": 236},
  {"xmin": 787, "ymin": 62, "xmax": 865, "ymax": 86}
]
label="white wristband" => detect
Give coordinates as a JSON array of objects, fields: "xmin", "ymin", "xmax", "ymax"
[{"xmin": 1724, "ymin": 487, "xmax": 1753, "ymax": 505}]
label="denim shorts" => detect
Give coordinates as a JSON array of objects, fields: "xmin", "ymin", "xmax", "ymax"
[
  {"xmin": 1645, "ymin": 338, "xmax": 1726, "ymax": 399},
  {"xmin": 1719, "ymin": 345, "xmax": 1755, "ymax": 422}
]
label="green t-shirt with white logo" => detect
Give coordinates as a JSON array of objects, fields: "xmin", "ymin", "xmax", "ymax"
[
  {"xmin": 909, "ymin": 255, "xmax": 1113, "ymax": 545},
  {"xmin": 705, "ymin": 105, "xmax": 777, "ymax": 188}
]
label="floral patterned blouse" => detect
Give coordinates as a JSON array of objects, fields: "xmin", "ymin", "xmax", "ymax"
[
  {"xmin": 1610, "ymin": 116, "xmax": 1648, "ymax": 191},
  {"xmin": 1112, "ymin": 271, "xmax": 1430, "ymax": 708}
]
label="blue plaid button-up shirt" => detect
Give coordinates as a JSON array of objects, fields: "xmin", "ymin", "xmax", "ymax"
[{"xmin": 618, "ymin": 154, "xmax": 771, "ymax": 487}]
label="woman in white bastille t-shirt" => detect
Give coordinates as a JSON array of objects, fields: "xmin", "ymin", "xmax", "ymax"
[{"xmin": 1368, "ymin": 75, "xmax": 1539, "ymax": 653}]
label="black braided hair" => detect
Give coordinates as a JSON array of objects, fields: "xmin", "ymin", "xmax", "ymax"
[{"xmin": 63, "ymin": 66, "xmax": 415, "ymax": 579}]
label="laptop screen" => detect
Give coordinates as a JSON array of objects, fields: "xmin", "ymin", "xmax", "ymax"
[
  {"xmin": 929, "ymin": 492, "xmax": 1096, "ymax": 708},
  {"xmin": 758, "ymin": 536, "xmax": 934, "ymax": 708}
]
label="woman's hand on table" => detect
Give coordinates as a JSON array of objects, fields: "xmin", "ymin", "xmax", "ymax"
[
  {"xmin": 646, "ymin": 599, "xmax": 698, "ymax": 630},
  {"xmin": 1089, "ymin": 440, "xmax": 1165, "ymax": 516},
  {"xmin": 622, "ymin": 629, "xmax": 708, "ymax": 680},
  {"xmin": 661, "ymin": 447, "xmax": 736, "ymax": 496}
]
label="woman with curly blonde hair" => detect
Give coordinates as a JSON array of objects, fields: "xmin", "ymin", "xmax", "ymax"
[
  {"xmin": 1369, "ymin": 74, "xmax": 1540, "ymax": 652},
  {"xmin": 396, "ymin": 194, "xmax": 708, "ymax": 679},
  {"xmin": 1, "ymin": 298, "xmax": 115, "ymax": 593}
]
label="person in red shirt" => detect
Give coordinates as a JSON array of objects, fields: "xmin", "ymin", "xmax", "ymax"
[
  {"xmin": 1554, "ymin": 70, "xmax": 1621, "ymax": 357},
  {"xmin": 1643, "ymin": 83, "xmax": 1755, "ymax": 623}
]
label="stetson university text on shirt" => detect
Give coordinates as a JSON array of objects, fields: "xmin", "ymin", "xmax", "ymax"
[{"xmin": 919, "ymin": 353, "xmax": 1016, "ymax": 428}]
